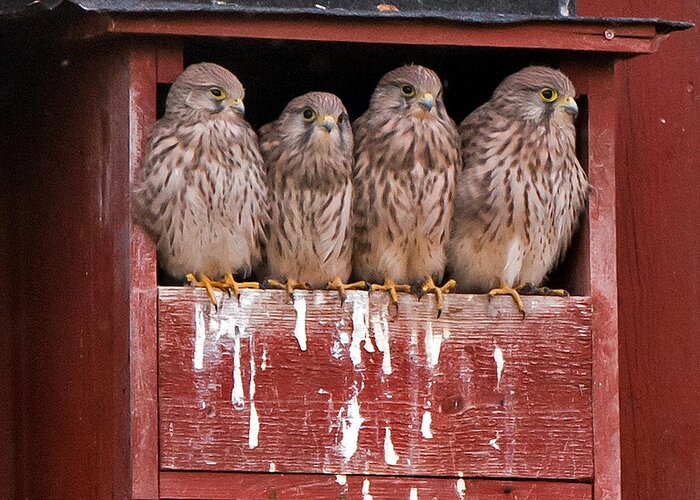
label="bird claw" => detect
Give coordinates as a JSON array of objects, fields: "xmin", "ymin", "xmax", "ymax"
[
  {"xmin": 326, "ymin": 278, "xmax": 367, "ymax": 306},
  {"xmin": 370, "ymin": 278, "xmax": 410, "ymax": 313},
  {"xmin": 421, "ymin": 277, "xmax": 456, "ymax": 318},
  {"xmin": 264, "ymin": 277, "xmax": 309, "ymax": 302},
  {"xmin": 488, "ymin": 280, "xmax": 526, "ymax": 318}
]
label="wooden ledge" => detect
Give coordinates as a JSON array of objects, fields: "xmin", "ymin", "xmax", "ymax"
[{"xmin": 158, "ymin": 288, "xmax": 593, "ymax": 479}]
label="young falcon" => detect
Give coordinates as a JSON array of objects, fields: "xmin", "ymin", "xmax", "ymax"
[
  {"xmin": 259, "ymin": 92, "xmax": 364, "ymax": 302},
  {"xmin": 133, "ymin": 62, "xmax": 269, "ymax": 304},
  {"xmin": 447, "ymin": 66, "xmax": 588, "ymax": 315},
  {"xmin": 352, "ymin": 65, "xmax": 461, "ymax": 316}
]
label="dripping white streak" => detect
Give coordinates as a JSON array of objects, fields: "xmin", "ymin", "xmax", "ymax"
[
  {"xmin": 231, "ymin": 334, "xmax": 245, "ymax": 409},
  {"xmin": 493, "ymin": 345, "xmax": 505, "ymax": 390},
  {"xmin": 409, "ymin": 487, "xmax": 418, "ymax": 500},
  {"xmin": 269, "ymin": 462, "xmax": 276, "ymax": 472},
  {"xmin": 293, "ymin": 296, "xmax": 307, "ymax": 351},
  {"xmin": 193, "ymin": 303, "xmax": 206, "ymax": 370},
  {"xmin": 335, "ymin": 474, "xmax": 347, "ymax": 485},
  {"xmin": 383, "ymin": 427, "xmax": 399, "ymax": 465},
  {"xmin": 456, "ymin": 478, "xmax": 467, "ymax": 499},
  {"xmin": 260, "ymin": 348, "xmax": 268, "ymax": 370},
  {"xmin": 371, "ymin": 303, "xmax": 392, "ymax": 375},
  {"xmin": 350, "ymin": 292, "xmax": 369, "ymax": 366},
  {"xmin": 248, "ymin": 335, "xmax": 259, "ymax": 449},
  {"xmin": 362, "ymin": 479, "xmax": 373, "ymax": 500},
  {"xmin": 424, "ymin": 323, "xmax": 442, "ymax": 368},
  {"xmin": 421, "ymin": 411, "xmax": 433, "ymax": 439},
  {"xmin": 339, "ymin": 394, "xmax": 365, "ymax": 460}
]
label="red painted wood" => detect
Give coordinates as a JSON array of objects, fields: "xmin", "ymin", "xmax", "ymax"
[
  {"xmin": 159, "ymin": 289, "xmax": 593, "ymax": 479},
  {"xmin": 580, "ymin": 59, "xmax": 623, "ymax": 499},
  {"xmin": 11, "ymin": 43, "xmax": 132, "ymax": 498},
  {"xmin": 104, "ymin": 14, "xmax": 663, "ymax": 54},
  {"xmin": 579, "ymin": 2, "xmax": 700, "ymax": 498},
  {"xmin": 128, "ymin": 44, "xmax": 161, "ymax": 499},
  {"xmin": 160, "ymin": 471, "xmax": 593, "ymax": 499},
  {"xmin": 156, "ymin": 41, "xmax": 184, "ymax": 84}
]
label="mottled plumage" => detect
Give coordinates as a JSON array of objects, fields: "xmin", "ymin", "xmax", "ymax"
[
  {"xmin": 352, "ymin": 65, "xmax": 461, "ymax": 292},
  {"xmin": 259, "ymin": 92, "xmax": 354, "ymax": 288},
  {"xmin": 133, "ymin": 62, "xmax": 268, "ymax": 297},
  {"xmin": 447, "ymin": 66, "xmax": 588, "ymax": 306}
]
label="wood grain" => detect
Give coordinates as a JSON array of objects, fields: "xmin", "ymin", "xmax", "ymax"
[
  {"xmin": 160, "ymin": 471, "xmax": 592, "ymax": 499},
  {"xmin": 159, "ymin": 288, "xmax": 593, "ymax": 480},
  {"xmin": 104, "ymin": 14, "xmax": 665, "ymax": 54}
]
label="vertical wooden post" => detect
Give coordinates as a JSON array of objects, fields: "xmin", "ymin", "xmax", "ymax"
[
  {"xmin": 128, "ymin": 44, "xmax": 159, "ymax": 499},
  {"xmin": 586, "ymin": 59, "xmax": 622, "ymax": 500}
]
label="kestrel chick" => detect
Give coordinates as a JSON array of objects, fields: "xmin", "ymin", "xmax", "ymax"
[
  {"xmin": 352, "ymin": 65, "xmax": 461, "ymax": 315},
  {"xmin": 259, "ymin": 92, "xmax": 363, "ymax": 302},
  {"xmin": 133, "ymin": 62, "xmax": 269, "ymax": 303},
  {"xmin": 447, "ymin": 66, "xmax": 588, "ymax": 315}
]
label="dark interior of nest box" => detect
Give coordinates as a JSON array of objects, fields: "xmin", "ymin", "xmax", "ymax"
[{"xmin": 153, "ymin": 37, "xmax": 591, "ymax": 296}]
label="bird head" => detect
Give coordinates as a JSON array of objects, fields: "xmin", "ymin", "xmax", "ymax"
[
  {"xmin": 370, "ymin": 64, "xmax": 445, "ymax": 119},
  {"xmin": 277, "ymin": 91, "xmax": 352, "ymax": 153},
  {"xmin": 492, "ymin": 66, "xmax": 578, "ymax": 125},
  {"xmin": 166, "ymin": 62, "xmax": 246, "ymax": 116}
]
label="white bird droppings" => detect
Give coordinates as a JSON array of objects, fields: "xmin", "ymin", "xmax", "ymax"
[
  {"xmin": 493, "ymin": 345, "xmax": 505, "ymax": 389},
  {"xmin": 456, "ymin": 478, "xmax": 467, "ymax": 499},
  {"xmin": 248, "ymin": 338, "xmax": 259, "ymax": 448},
  {"xmin": 260, "ymin": 348, "xmax": 268, "ymax": 370},
  {"xmin": 362, "ymin": 479, "xmax": 373, "ymax": 500},
  {"xmin": 424, "ymin": 323, "xmax": 443, "ymax": 368},
  {"xmin": 193, "ymin": 303, "xmax": 206, "ymax": 370},
  {"xmin": 421, "ymin": 411, "xmax": 433, "ymax": 439},
  {"xmin": 231, "ymin": 334, "xmax": 245, "ymax": 409},
  {"xmin": 248, "ymin": 402, "xmax": 259, "ymax": 448},
  {"xmin": 293, "ymin": 296, "xmax": 307, "ymax": 351},
  {"xmin": 269, "ymin": 462, "xmax": 276, "ymax": 472},
  {"xmin": 339, "ymin": 394, "xmax": 365, "ymax": 460},
  {"xmin": 383, "ymin": 427, "xmax": 399, "ymax": 465},
  {"xmin": 350, "ymin": 293, "xmax": 370, "ymax": 366},
  {"xmin": 371, "ymin": 303, "xmax": 392, "ymax": 375},
  {"xmin": 489, "ymin": 431, "xmax": 501, "ymax": 451},
  {"xmin": 409, "ymin": 487, "xmax": 418, "ymax": 500},
  {"xmin": 335, "ymin": 474, "xmax": 347, "ymax": 485}
]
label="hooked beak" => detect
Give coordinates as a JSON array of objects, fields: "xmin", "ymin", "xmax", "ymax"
[
  {"xmin": 227, "ymin": 97, "xmax": 245, "ymax": 114},
  {"xmin": 319, "ymin": 115, "xmax": 336, "ymax": 133},
  {"xmin": 556, "ymin": 96, "xmax": 578, "ymax": 117},
  {"xmin": 417, "ymin": 92, "xmax": 435, "ymax": 111}
]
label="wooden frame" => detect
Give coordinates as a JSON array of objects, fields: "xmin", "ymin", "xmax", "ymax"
[{"xmin": 120, "ymin": 17, "xmax": 636, "ymax": 499}]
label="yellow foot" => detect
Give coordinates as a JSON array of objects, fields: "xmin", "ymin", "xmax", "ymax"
[
  {"xmin": 326, "ymin": 277, "xmax": 368, "ymax": 305},
  {"xmin": 488, "ymin": 279, "xmax": 525, "ymax": 318},
  {"xmin": 370, "ymin": 278, "xmax": 411, "ymax": 311},
  {"xmin": 517, "ymin": 282, "xmax": 570, "ymax": 297},
  {"xmin": 186, "ymin": 273, "xmax": 227, "ymax": 305},
  {"xmin": 220, "ymin": 273, "xmax": 260, "ymax": 302},
  {"xmin": 421, "ymin": 277, "xmax": 457, "ymax": 318},
  {"xmin": 265, "ymin": 277, "xmax": 310, "ymax": 300}
]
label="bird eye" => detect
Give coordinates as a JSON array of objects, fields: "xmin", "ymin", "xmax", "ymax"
[
  {"xmin": 400, "ymin": 85, "xmax": 416, "ymax": 97},
  {"xmin": 539, "ymin": 88, "xmax": 558, "ymax": 102},
  {"xmin": 302, "ymin": 108, "xmax": 316, "ymax": 121},
  {"xmin": 337, "ymin": 113, "xmax": 347, "ymax": 125},
  {"xmin": 208, "ymin": 87, "xmax": 227, "ymax": 100}
]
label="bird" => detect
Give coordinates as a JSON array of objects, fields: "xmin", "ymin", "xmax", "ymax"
[
  {"xmin": 352, "ymin": 64, "xmax": 461, "ymax": 316},
  {"xmin": 447, "ymin": 66, "xmax": 589, "ymax": 315},
  {"xmin": 259, "ymin": 91, "xmax": 364, "ymax": 302},
  {"xmin": 133, "ymin": 62, "xmax": 269, "ymax": 304}
]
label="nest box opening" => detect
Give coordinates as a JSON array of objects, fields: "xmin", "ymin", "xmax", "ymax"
[{"xmin": 153, "ymin": 36, "xmax": 591, "ymax": 296}]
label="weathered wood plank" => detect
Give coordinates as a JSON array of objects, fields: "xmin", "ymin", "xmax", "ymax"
[
  {"xmin": 160, "ymin": 471, "xmax": 593, "ymax": 499},
  {"xmin": 159, "ymin": 288, "xmax": 592, "ymax": 479}
]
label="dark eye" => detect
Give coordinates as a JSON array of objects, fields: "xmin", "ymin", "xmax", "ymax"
[
  {"xmin": 337, "ymin": 113, "xmax": 347, "ymax": 125},
  {"xmin": 208, "ymin": 87, "xmax": 226, "ymax": 99},
  {"xmin": 302, "ymin": 108, "xmax": 316, "ymax": 121},
  {"xmin": 400, "ymin": 85, "xmax": 416, "ymax": 97},
  {"xmin": 539, "ymin": 87, "xmax": 558, "ymax": 102}
]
